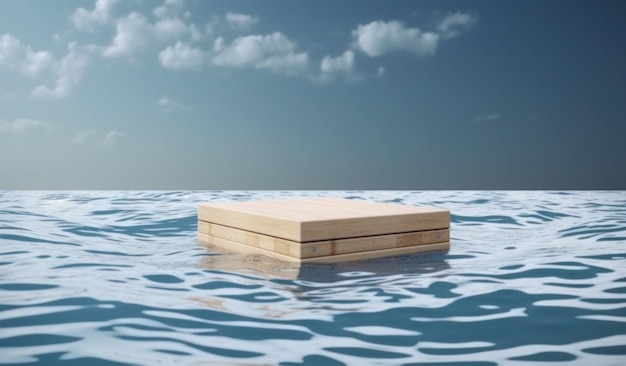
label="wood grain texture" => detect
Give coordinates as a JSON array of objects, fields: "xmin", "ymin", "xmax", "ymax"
[
  {"xmin": 198, "ymin": 221, "xmax": 305, "ymax": 258},
  {"xmin": 198, "ymin": 232, "xmax": 449, "ymax": 263},
  {"xmin": 198, "ymin": 221, "xmax": 449, "ymax": 259},
  {"xmin": 198, "ymin": 198, "xmax": 449, "ymax": 242},
  {"xmin": 198, "ymin": 232, "xmax": 300, "ymax": 262},
  {"xmin": 301, "ymin": 242, "xmax": 450, "ymax": 263}
]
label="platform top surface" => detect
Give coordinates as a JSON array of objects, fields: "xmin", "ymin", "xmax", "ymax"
[{"xmin": 198, "ymin": 197, "xmax": 448, "ymax": 222}]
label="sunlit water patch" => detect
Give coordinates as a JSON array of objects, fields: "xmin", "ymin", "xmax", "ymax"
[{"xmin": 0, "ymin": 191, "xmax": 625, "ymax": 365}]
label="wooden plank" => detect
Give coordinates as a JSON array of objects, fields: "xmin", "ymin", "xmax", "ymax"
[
  {"xmin": 198, "ymin": 221, "xmax": 307, "ymax": 258},
  {"xmin": 198, "ymin": 232, "xmax": 449, "ymax": 264},
  {"xmin": 198, "ymin": 221, "xmax": 449, "ymax": 259},
  {"xmin": 198, "ymin": 232, "xmax": 300, "ymax": 262},
  {"xmin": 198, "ymin": 198, "xmax": 449, "ymax": 242},
  {"xmin": 301, "ymin": 242, "xmax": 450, "ymax": 263},
  {"xmin": 321, "ymin": 228, "xmax": 449, "ymax": 255},
  {"xmin": 198, "ymin": 204, "xmax": 301, "ymax": 241}
]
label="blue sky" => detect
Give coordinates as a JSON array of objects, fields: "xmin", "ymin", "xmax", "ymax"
[{"xmin": 1, "ymin": 0, "xmax": 625, "ymax": 189}]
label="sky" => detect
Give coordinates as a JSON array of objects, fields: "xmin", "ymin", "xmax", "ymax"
[{"xmin": 1, "ymin": 0, "xmax": 625, "ymax": 189}]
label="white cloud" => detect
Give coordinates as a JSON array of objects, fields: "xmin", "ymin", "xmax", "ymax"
[
  {"xmin": 70, "ymin": 0, "xmax": 119, "ymax": 31},
  {"xmin": 156, "ymin": 96, "xmax": 193, "ymax": 112},
  {"xmin": 0, "ymin": 34, "xmax": 24, "ymax": 66},
  {"xmin": 213, "ymin": 32, "xmax": 309, "ymax": 75},
  {"xmin": 159, "ymin": 42, "xmax": 205, "ymax": 70},
  {"xmin": 315, "ymin": 50, "xmax": 357, "ymax": 83},
  {"xmin": 154, "ymin": 17, "xmax": 189, "ymax": 42},
  {"xmin": 153, "ymin": 0, "xmax": 185, "ymax": 19},
  {"xmin": 0, "ymin": 34, "xmax": 91, "ymax": 99},
  {"xmin": 7, "ymin": 4, "xmax": 477, "ymax": 93},
  {"xmin": 256, "ymin": 52, "xmax": 309, "ymax": 75},
  {"xmin": 377, "ymin": 66, "xmax": 386, "ymax": 77},
  {"xmin": 102, "ymin": 12, "xmax": 153, "ymax": 59},
  {"xmin": 225, "ymin": 12, "xmax": 258, "ymax": 31},
  {"xmin": 350, "ymin": 14, "xmax": 476, "ymax": 59},
  {"xmin": 352, "ymin": 20, "xmax": 440, "ymax": 57},
  {"xmin": 153, "ymin": 6, "xmax": 168, "ymax": 19},
  {"xmin": 22, "ymin": 49, "xmax": 55, "ymax": 77},
  {"xmin": 437, "ymin": 12, "xmax": 477, "ymax": 40},
  {"xmin": 0, "ymin": 118, "xmax": 53, "ymax": 134},
  {"xmin": 103, "ymin": 130, "xmax": 124, "ymax": 147},
  {"xmin": 0, "ymin": 34, "xmax": 55, "ymax": 77},
  {"xmin": 475, "ymin": 113, "xmax": 501, "ymax": 122},
  {"xmin": 101, "ymin": 9, "xmax": 202, "ymax": 60},
  {"xmin": 213, "ymin": 32, "xmax": 294, "ymax": 67},
  {"xmin": 31, "ymin": 43, "xmax": 92, "ymax": 100},
  {"xmin": 321, "ymin": 50, "xmax": 354, "ymax": 75},
  {"xmin": 203, "ymin": 12, "xmax": 258, "ymax": 36}
]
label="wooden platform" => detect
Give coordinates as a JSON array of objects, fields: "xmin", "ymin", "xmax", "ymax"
[{"xmin": 197, "ymin": 198, "xmax": 450, "ymax": 263}]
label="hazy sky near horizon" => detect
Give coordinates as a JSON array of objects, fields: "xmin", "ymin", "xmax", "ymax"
[{"xmin": 1, "ymin": 0, "xmax": 625, "ymax": 189}]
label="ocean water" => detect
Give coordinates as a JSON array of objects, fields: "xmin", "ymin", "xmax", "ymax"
[{"xmin": 0, "ymin": 191, "xmax": 625, "ymax": 366}]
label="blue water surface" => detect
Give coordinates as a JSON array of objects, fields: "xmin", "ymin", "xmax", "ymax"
[{"xmin": 0, "ymin": 191, "xmax": 625, "ymax": 365}]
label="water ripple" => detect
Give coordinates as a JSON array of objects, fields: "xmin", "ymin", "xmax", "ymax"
[{"xmin": 0, "ymin": 191, "xmax": 625, "ymax": 365}]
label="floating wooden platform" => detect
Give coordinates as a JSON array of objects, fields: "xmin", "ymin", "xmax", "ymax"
[{"xmin": 197, "ymin": 198, "xmax": 450, "ymax": 263}]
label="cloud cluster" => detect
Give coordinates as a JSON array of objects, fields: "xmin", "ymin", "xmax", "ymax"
[
  {"xmin": 1, "ymin": 0, "xmax": 478, "ymax": 101},
  {"xmin": 31, "ymin": 43, "xmax": 92, "ymax": 99},
  {"xmin": 0, "ymin": 34, "xmax": 55, "ymax": 77},
  {"xmin": 159, "ymin": 42, "xmax": 205, "ymax": 70},
  {"xmin": 319, "ymin": 50, "xmax": 355, "ymax": 82},
  {"xmin": 101, "ymin": 12, "xmax": 154, "ymax": 58},
  {"xmin": 70, "ymin": 0, "xmax": 119, "ymax": 31},
  {"xmin": 0, "ymin": 1, "xmax": 479, "ymax": 152},
  {"xmin": 437, "ymin": 12, "xmax": 478, "ymax": 40},
  {"xmin": 153, "ymin": 0, "xmax": 186, "ymax": 19},
  {"xmin": 212, "ymin": 32, "xmax": 308, "ymax": 75},
  {"xmin": 351, "ymin": 13, "xmax": 477, "ymax": 58},
  {"xmin": 352, "ymin": 21, "xmax": 439, "ymax": 57},
  {"xmin": 101, "ymin": 12, "xmax": 202, "ymax": 59},
  {"xmin": 90, "ymin": 1, "xmax": 476, "ymax": 82},
  {"xmin": 0, "ymin": 34, "xmax": 92, "ymax": 99}
]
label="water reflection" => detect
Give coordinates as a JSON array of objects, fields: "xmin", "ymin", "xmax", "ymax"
[{"xmin": 195, "ymin": 245, "xmax": 452, "ymax": 281}]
